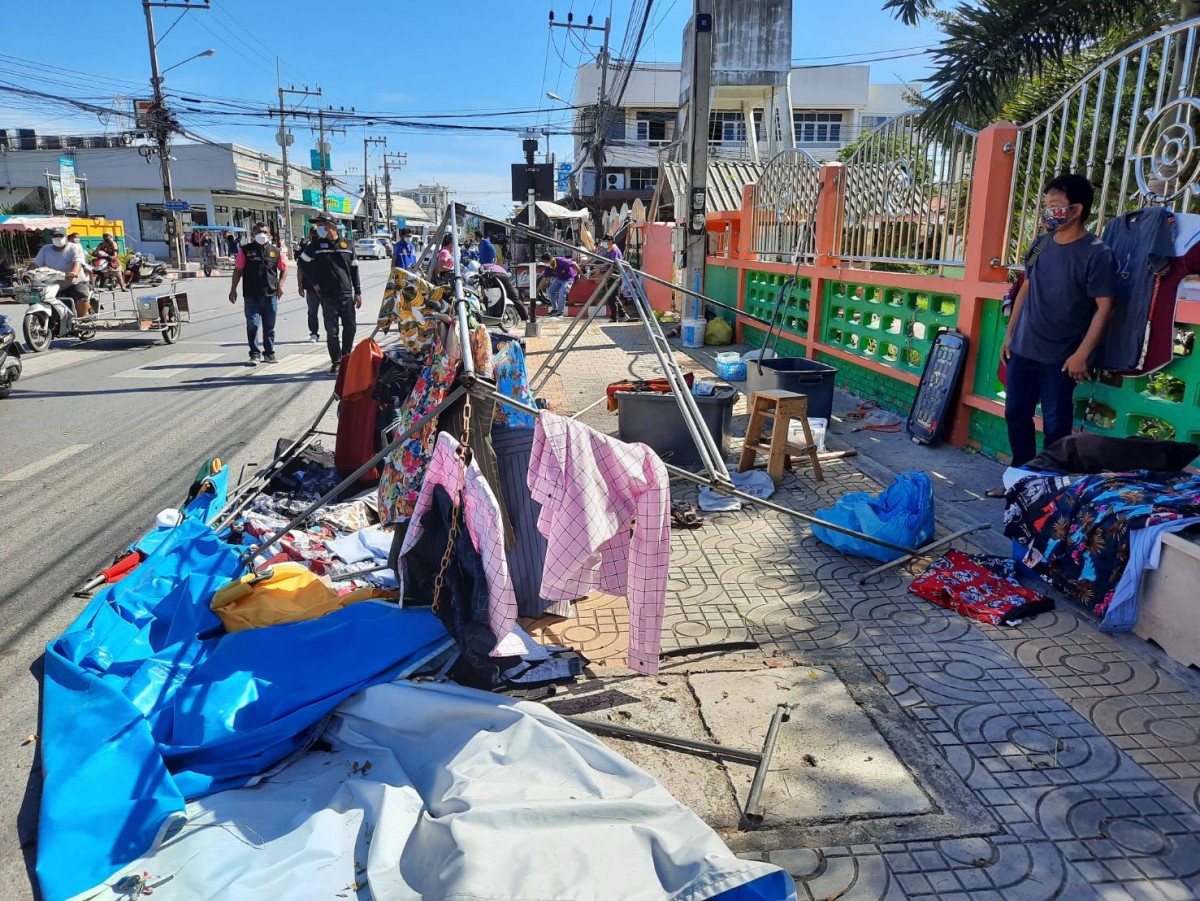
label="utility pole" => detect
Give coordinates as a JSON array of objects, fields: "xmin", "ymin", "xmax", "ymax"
[
  {"xmin": 681, "ymin": 0, "xmax": 713, "ymax": 319},
  {"xmin": 274, "ymin": 62, "xmax": 320, "ymax": 252},
  {"xmin": 363, "ymin": 134, "xmax": 386, "ymax": 236},
  {"xmin": 383, "ymin": 151, "xmax": 407, "ymax": 235},
  {"xmin": 311, "ymin": 106, "xmax": 349, "ymax": 215},
  {"xmin": 549, "ymin": 10, "xmax": 610, "ymax": 219},
  {"xmin": 142, "ymin": 0, "xmax": 210, "ymax": 270},
  {"xmin": 522, "ymin": 134, "xmax": 540, "ymax": 338}
]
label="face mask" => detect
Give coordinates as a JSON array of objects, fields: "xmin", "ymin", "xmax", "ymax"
[
  {"xmin": 316, "ymin": 226, "xmax": 329, "ymax": 238},
  {"xmin": 51, "ymin": 237, "xmax": 66, "ymax": 248},
  {"xmin": 254, "ymin": 232, "xmax": 269, "ymax": 245},
  {"xmin": 1042, "ymin": 205, "xmax": 1073, "ymax": 232}
]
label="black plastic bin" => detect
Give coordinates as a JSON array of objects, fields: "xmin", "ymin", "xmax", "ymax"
[
  {"xmin": 743, "ymin": 357, "xmax": 837, "ymax": 420},
  {"xmin": 615, "ymin": 385, "xmax": 738, "ymax": 467},
  {"xmin": 492, "ymin": 424, "xmax": 552, "ymax": 618}
]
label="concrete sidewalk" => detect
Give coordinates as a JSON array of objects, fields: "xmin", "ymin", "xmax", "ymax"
[{"xmin": 523, "ymin": 317, "xmax": 1200, "ymax": 901}]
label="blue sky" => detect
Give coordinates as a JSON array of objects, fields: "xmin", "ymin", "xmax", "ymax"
[{"xmin": 0, "ymin": 0, "xmax": 942, "ymax": 214}]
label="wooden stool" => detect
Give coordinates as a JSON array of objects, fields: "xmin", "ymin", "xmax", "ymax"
[{"xmin": 738, "ymin": 389, "xmax": 824, "ymax": 485}]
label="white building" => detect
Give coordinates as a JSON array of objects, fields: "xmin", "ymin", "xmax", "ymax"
[
  {"xmin": 568, "ymin": 62, "xmax": 915, "ymax": 205},
  {"xmin": 0, "ymin": 139, "xmax": 355, "ymax": 258}
]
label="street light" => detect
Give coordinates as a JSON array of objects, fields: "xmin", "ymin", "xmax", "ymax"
[
  {"xmin": 546, "ymin": 92, "xmax": 567, "ymax": 104},
  {"xmin": 160, "ymin": 48, "xmax": 216, "ymax": 78}
]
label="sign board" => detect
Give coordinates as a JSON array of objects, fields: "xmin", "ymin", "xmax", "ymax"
[
  {"xmin": 511, "ymin": 163, "xmax": 554, "ymax": 203},
  {"xmin": 556, "ymin": 162, "xmax": 572, "ymax": 193},
  {"xmin": 133, "ymin": 99, "xmax": 156, "ymax": 130},
  {"xmin": 394, "ymin": 216, "xmax": 407, "ymax": 229},
  {"xmin": 164, "ymin": 199, "xmax": 191, "ymax": 212},
  {"xmin": 59, "ymin": 156, "xmax": 82, "ymax": 211},
  {"xmin": 310, "ymin": 149, "xmax": 331, "ymax": 171}
]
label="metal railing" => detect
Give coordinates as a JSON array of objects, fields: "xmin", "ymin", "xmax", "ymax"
[
  {"xmin": 837, "ymin": 111, "xmax": 977, "ymax": 269},
  {"xmin": 1003, "ymin": 18, "xmax": 1200, "ymax": 266},
  {"xmin": 750, "ymin": 148, "xmax": 822, "ymax": 263}
]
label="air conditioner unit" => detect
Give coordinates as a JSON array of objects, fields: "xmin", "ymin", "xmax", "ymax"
[{"xmin": 604, "ymin": 173, "xmax": 626, "ymax": 190}]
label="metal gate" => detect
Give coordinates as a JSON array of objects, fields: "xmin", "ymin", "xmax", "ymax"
[{"xmin": 750, "ymin": 148, "xmax": 822, "ymax": 263}]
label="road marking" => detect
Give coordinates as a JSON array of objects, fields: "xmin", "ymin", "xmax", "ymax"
[
  {"xmin": 112, "ymin": 352, "xmax": 227, "ymax": 379},
  {"xmin": 18, "ymin": 353, "xmax": 86, "ymax": 379},
  {"xmin": 0, "ymin": 444, "xmax": 92, "ymax": 482}
]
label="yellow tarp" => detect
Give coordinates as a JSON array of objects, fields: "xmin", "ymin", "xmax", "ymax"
[{"xmin": 210, "ymin": 563, "xmax": 393, "ymax": 632}]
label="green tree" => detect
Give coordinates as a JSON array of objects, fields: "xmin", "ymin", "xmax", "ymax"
[{"xmin": 882, "ymin": 0, "xmax": 1195, "ymax": 128}]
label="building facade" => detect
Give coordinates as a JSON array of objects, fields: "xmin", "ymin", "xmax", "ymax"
[
  {"xmin": 396, "ymin": 183, "xmax": 450, "ymax": 226},
  {"xmin": 567, "ymin": 62, "xmax": 914, "ymax": 208}
]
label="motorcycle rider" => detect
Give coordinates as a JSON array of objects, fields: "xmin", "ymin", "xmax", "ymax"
[
  {"xmin": 229, "ymin": 221, "xmax": 287, "ymax": 365},
  {"xmin": 29, "ymin": 227, "xmax": 92, "ymax": 318},
  {"xmin": 91, "ymin": 232, "xmax": 127, "ymax": 290},
  {"xmin": 297, "ymin": 213, "xmax": 361, "ymax": 376}
]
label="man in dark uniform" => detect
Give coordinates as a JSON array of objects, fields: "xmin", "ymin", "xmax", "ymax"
[
  {"xmin": 228, "ymin": 221, "xmax": 287, "ymax": 364},
  {"xmin": 298, "ymin": 213, "xmax": 362, "ymax": 376}
]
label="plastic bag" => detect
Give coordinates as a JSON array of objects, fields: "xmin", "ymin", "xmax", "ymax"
[
  {"xmin": 811, "ymin": 471, "xmax": 935, "ymax": 562},
  {"xmin": 704, "ymin": 317, "xmax": 733, "ymax": 345}
]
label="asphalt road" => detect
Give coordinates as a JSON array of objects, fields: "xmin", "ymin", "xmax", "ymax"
[{"xmin": 0, "ymin": 259, "xmax": 393, "ymax": 898}]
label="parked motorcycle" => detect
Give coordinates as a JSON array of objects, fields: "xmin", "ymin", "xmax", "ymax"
[
  {"xmin": 465, "ymin": 262, "xmax": 525, "ymax": 331},
  {"xmin": 126, "ymin": 252, "xmax": 168, "ymax": 287},
  {"xmin": 19, "ymin": 272, "xmax": 93, "ymax": 352},
  {"xmin": 0, "ymin": 313, "xmax": 21, "ymax": 399}
]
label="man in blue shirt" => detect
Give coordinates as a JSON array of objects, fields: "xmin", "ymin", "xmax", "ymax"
[
  {"xmin": 475, "ymin": 231, "xmax": 496, "ymax": 265},
  {"xmin": 392, "ymin": 228, "xmax": 418, "ymax": 270},
  {"xmin": 1001, "ymin": 174, "xmax": 1117, "ymax": 467}
]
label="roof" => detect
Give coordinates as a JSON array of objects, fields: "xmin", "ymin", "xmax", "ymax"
[
  {"xmin": 0, "ymin": 214, "xmax": 73, "ymax": 232},
  {"xmin": 514, "ymin": 200, "xmax": 591, "ymax": 221},
  {"xmin": 389, "ymin": 195, "xmax": 433, "ymax": 225},
  {"xmin": 660, "ymin": 160, "xmax": 765, "ymax": 215}
]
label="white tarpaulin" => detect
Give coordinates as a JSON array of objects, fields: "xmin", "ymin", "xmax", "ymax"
[{"xmin": 80, "ymin": 680, "xmax": 791, "ymax": 901}]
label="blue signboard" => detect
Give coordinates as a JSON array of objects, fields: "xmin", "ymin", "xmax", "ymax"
[
  {"xmin": 310, "ymin": 149, "xmax": 331, "ymax": 171},
  {"xmin": 164, "ymin": 199, "xmax": 190, "ymax": 212},
  {"xmin": 556, "ymin": 162, "xmax": 572, "ymax": 193}
]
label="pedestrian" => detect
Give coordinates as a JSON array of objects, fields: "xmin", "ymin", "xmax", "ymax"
[
  {"xmin": 539, "ymin": 251, "xmax": 579, "ymax": 317},
  {"xmin": 393, "ymin": 228, "xmax": 418, "ymax": 269},
  {"xmin": 297, "ymin": 213, "xmax": 362, "ymax": 376},
  {"xmin": 225, "ymin": 231, "xmax": 238, "ymax": 257},
  {"xmin": 188, "ymin": 228, "xmax": 201, "ymax": 261},
  {"xmin": 228, "ymin": 221, "xmax": 287, "ymax": 365},
  {"xmin": 433, "ymin": 233, "xmax": 456, "ymax": 284},
  {"xmin": 476, "ymin": 230, "xmax": 496, "ymax": 265},
  {"xmin": 999, "ymin": 173, "xmax": 1116, "ymax": 472},
  {"xmin": 597, "ymin": 233, "xmax": 630, "ymax": 322}
]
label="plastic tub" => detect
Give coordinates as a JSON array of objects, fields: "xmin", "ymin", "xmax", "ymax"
[
  {"xmin": 681, "ymin": 317, "xmax": 706, "ymax": 348},
  {"xmin": 788, "ymin": 417, "xmax": 827, "ymax": 452},
  {"xmin": 616, "ymin": 384, "xmax": 738, "ymax": 467},
  {"xmin": 743, "ymin": 356, "xmax": 838, "ymax": 420}
]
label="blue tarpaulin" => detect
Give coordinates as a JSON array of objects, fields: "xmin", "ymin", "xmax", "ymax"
[{"xmin": 37, "ymin": 509, "xmax": 453, "ymax": 901}]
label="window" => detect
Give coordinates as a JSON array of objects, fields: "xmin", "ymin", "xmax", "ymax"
[
  {"xmin": 628, "ymin": 167, "xmax": 657, "ymax": 190},
  {"xmin": 137, "ymin": 203, "xmax": 166, "ymax": 242},
  {"xmin": 709, "ymin": 111, "xmax": 746, "ymax": 144},
  {"xmin": 602, "ymin": 111, "xmax": 627, "ymax": 141},
  {"xmin": 860, "ymin": 115, "xmax": 890, "ymax": 130},
  {"xmin": 635, "ymin": 112, "xmax": 673, "ymax": 145},
  {"xmin": 793, "ymin": 111, "xmax": 844, "ymax": 145}
]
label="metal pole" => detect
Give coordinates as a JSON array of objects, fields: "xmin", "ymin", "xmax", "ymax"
[
  {"xmin": 682, "ymin": 0, "xmax": 714, "ymax": 320},
  {"xmin": 526, "ymin": 135, "xmax": 540, "ymax": 338},
  {"xmin": 566, "ymin": 716, "xmax": 761, "ymax": 766},
  {"xmin": 743, "ymin": 703, "xmax": 791, "ymax": 827},
  {"xmin": 142, "ymin": 0, "xmax": 182, "ymax": 270},
  {"xmin": 446, "ymin": 201, "xmax": 475, "ymax": 381}
]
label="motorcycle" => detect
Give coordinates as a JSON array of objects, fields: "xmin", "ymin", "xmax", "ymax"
[
  {"xmin": 126, "ymin": 252, "xmax": 168, "ymax": 287},
  {"xmin": 89, "ymin": 252, "xmax": 123, "ymax": 292},
  {"xmin": 464, "ymin": 262, "xmax": 525, "ymax": 331},
  {"xmin": 0, "ymin": 313, "xmax": 21, "ymax": 399},
  {"xmin": 19, "ymin": 270, "xmax": 93, "ymax": 353}
]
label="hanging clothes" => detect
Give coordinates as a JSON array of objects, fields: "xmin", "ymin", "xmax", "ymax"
[
  {"xmin": 1138, "ymin": 211, "xmax": 1200, "ymax": 375},
  {"xmin": 528, "ymin": 412, "xmax": 670, "ymax": 675},
  {"xmin": 377, "ymin": 267, "xmax": 454, "ymax": 357},
  {"xmin": 909, "ymin": 550, "xmax": 1054, "ymax": 626},
  {"xmin": 399, "ymin": 432, "xmax": 526, "ymax": 657},
  {"xmin": 1096, "ymin": 207, "xmax": 1176, "ymax": 372},
  {"xmin": 492, "ymin": 337, "xmax": 536, "ymax": 428},
  {"xmin": 334, "ymin": 339, "xmax": 384, "ymax": 480}
]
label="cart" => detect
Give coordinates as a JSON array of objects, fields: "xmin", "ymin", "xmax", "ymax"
[
  {"xmin": 190, "ymin": 225, "xmax": 244, "ymax": 277},
  {"xmin": 18, "ymin": 277, "xmax": 190, "ymax": 352}
]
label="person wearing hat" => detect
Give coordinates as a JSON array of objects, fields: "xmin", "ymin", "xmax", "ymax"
[
  {"xmin": 228, "ymin": 221, "xmax": 287, "ymax": 364},
  {"xmin": 29, "ymin": 227, "xmax": 92, "ymax": 318},
  {"xmin": 297, "ymin": 213, "xmax": 361, "ymax": 376}
]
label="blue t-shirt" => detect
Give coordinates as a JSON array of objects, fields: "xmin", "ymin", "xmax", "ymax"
[
  {"xmin": 477, "ymin": 238, "xmax": 496, "ymax": 265},
  {"xmin": 393, "ymin": 239, "xmax": 417, "ymax": 268},
  {"xmin": 1011, "ymin": 232, "xmax": 1117, "ymax": 365}
]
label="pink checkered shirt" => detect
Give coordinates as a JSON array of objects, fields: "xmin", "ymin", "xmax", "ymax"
[
  {"xmin": 399, "ymin": 432, "xmax": 527, "ymax": 658},
  {"xmin": 528, "ymin": 412, "xmax": 670, "ymax": 674}
]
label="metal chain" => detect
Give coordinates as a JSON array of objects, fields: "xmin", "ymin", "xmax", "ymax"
[{"xmin": 429, "ymin": 390, "xmax": 473, "ymax": 614}]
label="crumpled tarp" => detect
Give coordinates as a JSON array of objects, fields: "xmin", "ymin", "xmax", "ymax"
[
  {"xmin": 38, "ymin": 515, "xmax": 453, "ymax": 901},
  {"xmin": 89, "ymin": 680, "xmax": 796, "ymax": 901}
]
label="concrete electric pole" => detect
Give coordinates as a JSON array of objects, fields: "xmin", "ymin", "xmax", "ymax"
[
  {"xmin": 681, "ymin": 0, "xmax": 714, "ymax": 319},
  {"xmin": 549, "ymin": 9, "xmax": 611, "ymax": 220},
  {"xmin": 363, "ymin": 134, "xmax": 386, "ymax": 235},
  {"xmin": 274, "ymin": 64, "xmax": 320, "ymax": 252},
  {"xmin": 383, "ymin": 152, "xmax": 408, "ymax": 235}
]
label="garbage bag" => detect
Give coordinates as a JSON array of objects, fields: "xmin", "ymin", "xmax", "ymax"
[
  {"xmin": 704, "ymin": 316, "xmax": 733, "ymax": 345},
  {"xmin": 811, "ymin": 471, "xmax": 935, "ymax": 562}
]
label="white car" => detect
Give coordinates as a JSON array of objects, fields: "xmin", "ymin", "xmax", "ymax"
[{"xmin": 354, "ymin": 238, "xmax": 388, "ymax": 260}]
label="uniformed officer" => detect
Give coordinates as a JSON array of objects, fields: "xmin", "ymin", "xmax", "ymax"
[
  {"xmin": 228, "ymin": 221, "xmax": 287, "ymax": 364},
  {"xmin": 297, "ymin": 213, "xmax": 362, "ymax": 376}
]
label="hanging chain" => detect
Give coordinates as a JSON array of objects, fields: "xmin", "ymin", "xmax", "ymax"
[{"xmin": 429, "ymin": 390, "xmax": 473, "ymax": 614}]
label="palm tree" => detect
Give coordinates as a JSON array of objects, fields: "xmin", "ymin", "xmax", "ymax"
[{"xmin": 882, "ymin": 0, "xmax": 1198, "ymax": 127}]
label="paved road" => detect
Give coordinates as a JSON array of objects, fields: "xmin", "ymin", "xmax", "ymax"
[{"xmin": 0, "ymin": 260, "xmax": 392, "ymax": 898}]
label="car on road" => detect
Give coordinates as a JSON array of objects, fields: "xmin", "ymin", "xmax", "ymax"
[{"xmin": 354, "ymin": 238, "xmax": 389, "ymax": 260}]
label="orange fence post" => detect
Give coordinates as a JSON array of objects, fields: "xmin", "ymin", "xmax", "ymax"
[
  {"xmin": 805, "ymin": 162, "xmax": 843, "ymax": 355},
  {"xmin": 950, "ymin": 122, "xmax": 1018, "ymax": 446}
]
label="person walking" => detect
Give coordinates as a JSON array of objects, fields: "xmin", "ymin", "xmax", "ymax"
[
  {"xmin": 297, "ymin": 227, "xmax": 321, "ymax": 343},
  {"xmin": 1000, "ymin": 174, "xmax": 1116, "ymax": 469},
  {"xmin": 228, "ymin": 221, "xmax": 287, "ymax": 365},
  {"xmin": 393, "ymin": 228, "xmax": 418, "ymax": 269},
  {"xmin": 297, "ymin": 213, "xmax": 362, "ymax": 376},
  {"xmin": 539, "ymin": 251, "xmax": 579, "ymax": 316}
]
